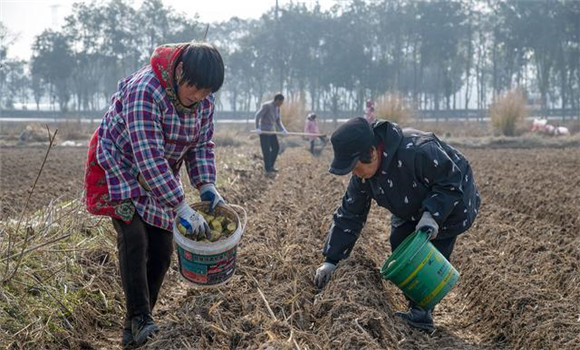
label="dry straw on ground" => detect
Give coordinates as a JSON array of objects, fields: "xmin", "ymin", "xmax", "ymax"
[
  {"xmin": 0, "ymin": 130, "xmax": 122, "ymax": 349},
  {"xmin": 1, "ymin": 124, "xmax": 579, "ymax": 349},
  {"xmin": 0, "ymin": 198, "xmax": 124, "ymax": 349}
]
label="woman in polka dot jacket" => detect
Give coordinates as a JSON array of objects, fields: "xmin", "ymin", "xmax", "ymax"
[{"xmin": 314, "ymin": 117, "xmax": 480, "ymax": 331}]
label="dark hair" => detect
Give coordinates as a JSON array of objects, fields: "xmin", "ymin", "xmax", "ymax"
[
  {"xmin": 274, "ymin": 93, "xmax": 284, "ymax": 102},
  {"xmin": 178, "ymin": 43, "xmax": 224, "ymax": 92},
  {"xmin": 359, "ymin": 147, "xmax": 373, "ymax": 164}
]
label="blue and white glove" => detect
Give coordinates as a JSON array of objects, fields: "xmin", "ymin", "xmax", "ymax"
[
  {"xmin": 255, "ymin": 128, "xmax": 262, "ymax": 135},
  {"xmin": 199, "ymin": 183, "xmax": 225, "ymax": 212},
  {"xmin": 175, "ymin": 201, "xmax": 210, "ymax": 240},
  {"xmin": 281, "ymin": 127, "xmax": 289, "ymax": 136},
  {"xmin": 416, "ymin": 211, "xmax": 439, "ymax": 240}
]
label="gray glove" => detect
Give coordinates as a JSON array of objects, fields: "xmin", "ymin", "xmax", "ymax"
[
  {"xmin": 416, "ymin": 211, "xmax": 439, "ymax": 240},
  {"xmin": 314, "ymin": 262, "xmax": 336, "ymax": 288},
  {"xmin": 175, "ymin": 201, "xmax": 211, "ymax": 240},
  {"xmin": 199, "ymin": 183, "xmax": 225, "ymax": 212}
]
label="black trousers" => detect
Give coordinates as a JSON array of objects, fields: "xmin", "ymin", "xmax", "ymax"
[
  {"xmin": 259, "ymin": 134, "xmax": 280, "ymax": 171},
  {"xmin": 112, "ymin": 214, "xmax": 174, "ymax": 319}
]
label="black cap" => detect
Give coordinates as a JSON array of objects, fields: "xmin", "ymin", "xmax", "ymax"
[{"xmin": 329, "ymin": 117, "xmax": 375, "ymax": 175}]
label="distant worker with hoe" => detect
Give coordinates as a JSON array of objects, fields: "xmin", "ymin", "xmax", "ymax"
[
  {"xmin": 304, "ymin": 112, "xmax": 327, "ymax": 155},
  {"xmin": 314, "ymin": 117, "xmax": 480, "ymax": 331},
  {"xmin": 84, "ymin": 42, "xmax": 225, "ymax": 349},
  {"xmin": 255, "ymin": 93, "xmax": 288, "ymax": 173}
]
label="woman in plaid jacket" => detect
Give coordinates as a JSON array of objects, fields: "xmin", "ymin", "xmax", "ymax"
[{"xmin": 84, "ymin": 42, "xmax": 225, "ymax": 349}]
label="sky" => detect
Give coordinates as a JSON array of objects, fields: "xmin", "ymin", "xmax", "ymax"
[{"xmin": 0, "ymin": 0, "xmax": 335, "ymax": 60}]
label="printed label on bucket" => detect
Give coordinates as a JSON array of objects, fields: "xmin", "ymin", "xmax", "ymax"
[{"xmin": 176, "ymin": 245, "xmax": 237, "ymax": 286}]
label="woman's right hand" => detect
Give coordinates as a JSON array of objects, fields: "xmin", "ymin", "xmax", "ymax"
[{"xmin": 175, "ymin": 202, "xmax": 210, "ymax": 240}]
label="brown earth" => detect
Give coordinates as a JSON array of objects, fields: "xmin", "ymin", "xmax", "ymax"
[
  {"xmin": 1, "ymin": 140, "xmax": 579, "ymax": 349},
  {"xmin": 0, "ymin": 145, "xmax": 88, "ymax": 219}
]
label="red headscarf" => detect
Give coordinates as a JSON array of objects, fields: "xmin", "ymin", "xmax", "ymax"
[{"xmin": 150, "ymin": 43, "xmax": 198, "ymax": 114}]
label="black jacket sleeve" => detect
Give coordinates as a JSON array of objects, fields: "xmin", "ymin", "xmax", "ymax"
[
  {"xmin": 322, "ymin": 176, "xmax": 372, "ymax": 263},
  {"xmin": 415, "ymin": 140, "xmax": 464, "ymax": 226}
]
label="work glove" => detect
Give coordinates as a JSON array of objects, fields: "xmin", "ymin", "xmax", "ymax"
[
  {"xmin": 255, "ymin": 128, "xmax": 262, "ymax": 135},
  {"xmin": 199, "ymin": 183, "xmax": 225, "ymax": 212},
  {"xmin": 314, "ymin": 262, "xmax": 336, "ymax": 289},
  {"xmin": 281, "ymin": 127, "xmax": 289, "ymax": 136},
  {"xmin": 416, "ymin": 211, "xmax": 439, "ymax": 240},
  {"xmin": 175, "ymin": 201, "xmax": 211, "ymax": 240}
]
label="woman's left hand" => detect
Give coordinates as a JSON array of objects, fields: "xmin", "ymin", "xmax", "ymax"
[{"xmin": 200, "ymin": 183, "xmax": 225, "ymax": 211}]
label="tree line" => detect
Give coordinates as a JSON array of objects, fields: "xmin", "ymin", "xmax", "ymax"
[{"xmin": 0, "ymin": 0, "xmax": 578, "ymax": 116}]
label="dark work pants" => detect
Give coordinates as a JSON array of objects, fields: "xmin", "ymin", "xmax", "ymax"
[
  {"xmin": 390, "ymin": 219, "xmax": 457, "ymax": 310},
  {"xmin": 309, "ymin": 136, "xmax": 327, "ymax": 155},
  {"xmin": 112, "ymin": 214, "xmax": 174, "ymax": 319},
  {"xmin": 259, "ymin": 134, "xmax": 280, "ymax": 171}
]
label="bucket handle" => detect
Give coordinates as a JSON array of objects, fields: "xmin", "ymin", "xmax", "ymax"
[
  {"xmin": 228, "ymin": 204, "xmax": 247, "ymax": 233},
  {"xmin": 407, "ymin": 230, "xmax": 430, "ymax": 262}
]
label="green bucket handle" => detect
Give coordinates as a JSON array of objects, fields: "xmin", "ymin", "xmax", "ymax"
[{"xmin": 407, "ymin": 228, "xmax": 432, "ymax": 262}]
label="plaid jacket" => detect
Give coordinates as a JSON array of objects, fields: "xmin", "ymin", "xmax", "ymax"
[{"xmin": 96, "ymin": 65, "xmax": 216, "ymax": 230}]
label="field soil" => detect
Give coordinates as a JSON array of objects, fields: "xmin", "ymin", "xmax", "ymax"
[{"xmin": 1, "ymin": 138, "xmax": 579, "ymax": 349}]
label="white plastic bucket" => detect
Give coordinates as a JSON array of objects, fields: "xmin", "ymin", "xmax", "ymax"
[{"xmin": 173, "ymin": 202, "xmax": 247, "ymax": 287}]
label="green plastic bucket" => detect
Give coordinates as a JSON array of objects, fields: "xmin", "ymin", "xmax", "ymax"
[
  {"xmin": 173, "ymin": 202, "xmax": 247, "ymax": 288},
  {"xmin": 380, "ymin": 230, "xmax": 459, "ymax": 310}
]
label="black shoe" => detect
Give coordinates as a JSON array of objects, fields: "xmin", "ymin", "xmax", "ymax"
[
  {"xmin": 394, "ymin": 307, "xmax": 435, "ymax": 331},
  {"xmin": 131, "ymin": 313, "xmax": 159, "ymax": 346},
  {"xmin": 269, "ymin": 168, "xmax": 279, "ymax": 172},
  {"xmin": 122, "ymin": 318, "xmax": 134, "ymax": 349}
]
